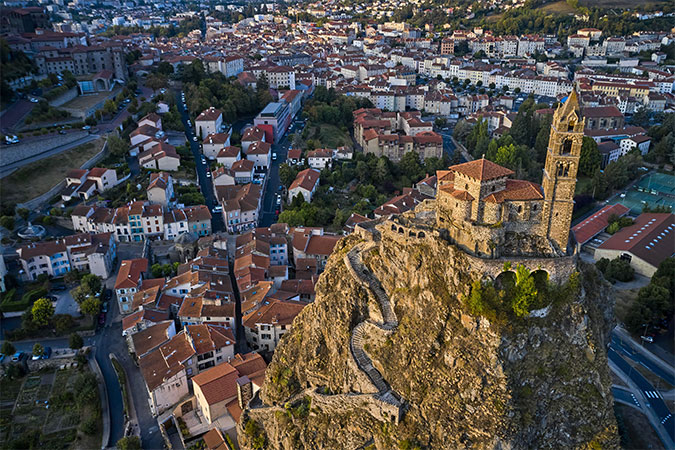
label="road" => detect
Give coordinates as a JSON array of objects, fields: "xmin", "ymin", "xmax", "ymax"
[
  {"xmin": 611, "ymin": 328, "xmax": 675, "ymax": 386},
  {"xmin": 608, "ymin": 346, "xmax": 674, "ymax": 446},
  {"xmin": 0, "ymin": 99, "xmax": 34, "ymax": 132},
  {"xmin": 175, "ymin": 90, "xmax": 223, "ymax": 233},
  {"xmin": 259, "ymin": 119, "xmax": 305, "ymax": 227},
  {"xmin": 0, "ymin": 133, "xmax": 100, "ymax": 177},
  {"xmin": 611, "ymin": 385, "xmax": 641, "ymax": 409}
]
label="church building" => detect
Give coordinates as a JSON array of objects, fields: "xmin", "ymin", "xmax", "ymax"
[{"xmin": 435, "ymin": 90, "xmax": 584, "ymax": 258}]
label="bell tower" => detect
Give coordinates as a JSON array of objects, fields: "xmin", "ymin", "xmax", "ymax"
[{"xmin": 540, "ymin": 89, "xmax": 584, "ymax": 253}]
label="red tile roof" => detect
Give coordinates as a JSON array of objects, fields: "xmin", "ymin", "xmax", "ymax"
[
  {"xmin": 597, "ymin": 213, "xmax": 674, "ymax": 268},
  {"xmin": 450, "ymin": 158, "xmax": 514, "ymax": 181},
  {"xmin": 572, "ymin": 204, "xmax": 630, "ymax": 245}
]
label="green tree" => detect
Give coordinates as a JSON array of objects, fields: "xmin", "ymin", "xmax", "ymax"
[
  {"xmin": 631, "ymin": 107, "xmax": 649, "ymax": 128},
  {"xmin": 399, "ymin": 151, "xmax": 423, "ymax": 180},
  {"xmin": 107, "ymin": 134, "xmax": 129, "ymax": 157},
  {"xmin": 31, "ymin": 298, "xmax": 54, "ymax": 327},
  {"xmin": 69, "ymin": 333, "xmax": 83, "ymax": 350},
  {"xmin": 32, "ymin": 343, "xmax": 43, "ymax": 358},
  {"xmin": 0, "ymin": 216, "xmax": 14, "ymax": 230},
  {"xmin": 1, "ymin": 341, "xmax": 15, "ymax": 356},
  {"xmin": 103, "ymin": 99, "xmax": 117, "ymax": 116},
  {"xmin": 279, "ymin": 163, "xmax": 298, "ymax": 188},
  {"xmin": 146, "ymin": 73, "xmax": 168, "ymax": 92},
  {"xmin": 54, "ymin": 314, "xmax": 75, "ymax": 334},
  {"xmin": 80, "ymin": 296, "xmax": 101, "ymax": 316},
  {"xmin": 511, "ymin": 265, "xmax": 537, "ymax": 317},
  {"xmin": 81, "ymin": 274, "xmax": 102, "ymax": 295},
  {"xmin": 579, "ymin": 137, "xmax": 601, "ymax": 177},
  {"xmin": 16, "ymin": 208, "xmax": 29, "ymax": 220}
]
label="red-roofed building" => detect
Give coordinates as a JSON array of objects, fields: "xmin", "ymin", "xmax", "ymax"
[
  {"xmin": 114, "ymin": 258, "xmax": 148, "ymax": 314},
  {"xmin": 572, "ymin": 204, "xmax": 630, "ymax": 245},
  {"xmin": 288, "ymin": 168, "xmax": 320, "ymax": 203},
  {"xmin": 192, "ymin": 352, "xmax": 266, "ymax": 424},
  {"xmin": 594, "ymin": 213, "xmax": 674, "ymax": 277}
]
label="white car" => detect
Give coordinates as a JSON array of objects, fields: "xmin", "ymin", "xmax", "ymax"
[
  {"xmin": 206, "ymin": 171, "xmax": 211, "ymax": 178},
  {"xmin": 212, "ymin": 205, "xmax": 223, "ymax": 213},
  {"xmin": 272, "ymin": 153, "xmax": 277, "ymax": 160},
  {"xmin": 192, "ymin": 136, "xmax": 198, "ymax": 142}
]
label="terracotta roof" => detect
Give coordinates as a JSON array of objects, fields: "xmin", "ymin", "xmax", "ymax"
[
  {"xmin": 114, "ymin": 258, "xmax": 148, "ymax": 290},
  {"xmin": 203, "ymin": 428, "xmax": 228, "ymax": 450},
  {"xmin": 573, "ymin": 203, "xmax": 630, "ymax": 245},
  {"xmin": 131, "ymin": 321, "xmax": 174, "ymax": 357},
  {"xmin": 139, "ymin": 332, "xmax": 194, "ymax": 391},
  {"xmin": 597, "ymin": 213, "xmax": 674, "ymax": 268},
  {"xmin": 450, "ymin": 158, "xmax": 514, "ymax": 181},
  {"xmin": 196, "ymin": 107, "xmax": 222, "ymax": 122},
  {"xmin": 304, "ymin": 235, "xmax": 340, "ymax": 256},
  {"xmin": 483, "ymin": 179, "xmax": 543, "ymax": 203},
  {"xmin": 289, "ymin": 168, "xmax": 320, "ymax": 192},
  {"xmin": 242, "ymin": 299, "xmax": 305, "ymax": 329},
  {"xmin": 192, "ymin": 362, "xmax": 239, "ymax": 405}
]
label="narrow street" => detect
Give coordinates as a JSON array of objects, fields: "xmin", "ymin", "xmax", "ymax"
[{"xmin": 174, "ymin": 90, "xmax": 223, "ymax": 233}]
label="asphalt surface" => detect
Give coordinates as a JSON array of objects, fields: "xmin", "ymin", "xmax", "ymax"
[
  {"xmin": 259, "ymin": 119, "xmax": 305, "ymax": 227},
  {"xmin": 0, "ymin": 99, "xmax": 34, "ymax": 132},
  {"xmin": 611, "ymin": 331, "xmax": 675, "ymax": 386},
  {"xmin": 608, "ymin": 347, "xmax": 674, "ymax": 443},
  {"xmin": 0, "ymin": 134, "xmax": 100, "ymax": 177},
  {"xmin": 611, "ymin": 386, "xmax": 641, "ymax": 409},
  {"xmin": 175, "ymin": 91, "xmax": 223, "ymax": 233}
]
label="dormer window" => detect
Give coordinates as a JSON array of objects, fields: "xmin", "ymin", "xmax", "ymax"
[{"xmin": 465, "ymin": 183, "xmax": 469, "ymax": 190}]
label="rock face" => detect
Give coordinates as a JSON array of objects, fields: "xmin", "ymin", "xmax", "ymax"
[{"xmin": 238, "ymin": 218, "xmax": 619, "ymax": 450}]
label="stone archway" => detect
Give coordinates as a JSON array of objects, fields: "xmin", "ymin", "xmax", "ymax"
[
  {"xmin": 531, "ymin": 270, "xmax": 550, "ymax": 291},
  {"xmin": 495, "ymin": 271, "xmax": 516, "ymax": 291}
]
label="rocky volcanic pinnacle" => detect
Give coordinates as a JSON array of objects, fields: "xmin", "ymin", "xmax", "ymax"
[{"xmin": 238, "ymin": 220, "xmax": 619, "ymax": 450}]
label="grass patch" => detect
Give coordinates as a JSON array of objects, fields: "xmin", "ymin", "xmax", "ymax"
[
  {"xmin": 614, "ymin": 287, "xmax": 638, "ymax": 323},
  {"xmin": 540, "ymin": 1, "xmax": 577, "ymax": 14},
  {"xmin": 110, "ymin": 357, "xmax": 129, "ymax": 418},
  {"xmin": 0, "ymin": 137, "xmax": 105, "ymax": 209},
  {"xmin": 575, "ymin": 176, "xmax": 593, "ymax": 195},
  {"xmin": 316, "ymin": 124, "xmax": 352, "ymax": 149}
]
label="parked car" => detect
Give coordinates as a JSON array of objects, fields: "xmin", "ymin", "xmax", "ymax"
[
  {"xmin": 193, "ymin": 136, "xmax": 198, "ymax": 142},
  {"xmin": 29, "ymin": 97, "xmax": 39, "ymax": 103},
  {"xmin": 98, "ymin": 312, "xmax": 106, "ymax": 325},
  {"xmin": 32, "ymin": 346, "xmax": 51, "ymax": 360},
  {"xmin": 82, "ymin": 125, "xmax": 91, "ymax": 130},
  {"xmin": 212, "ymin": 205, "xmax": 223, "ymax": 214},
  {"xmin": 102, "ymin": 302, "xmax": 109, "ymax": 313},
  {"xmin": 52, "ymin": 284, "xmax": 67, "ymax": 291},
  {"xmin": 205, "ymin": 171, "xmax": 211, "ymax": 178},
  {"xmin": 272, "ymin": 152, "xmax": 277, "ymax": 160},
  {"xmin": 12, "ymin": 352, "xmax": 25, "ymax": 362}
]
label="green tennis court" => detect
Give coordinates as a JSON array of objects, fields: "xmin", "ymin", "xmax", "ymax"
[{"xmin": 615, "ymin": 172, "xmax": 675, "ymax": 214}]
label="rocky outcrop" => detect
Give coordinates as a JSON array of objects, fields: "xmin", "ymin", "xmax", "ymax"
[{"xmin": 239, "ymin": 218, "xmax": 619, "ymax": 450}]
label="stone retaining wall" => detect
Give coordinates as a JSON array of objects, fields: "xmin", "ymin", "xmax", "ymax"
[{"xmin": 48, "ymin": 87, "xmax": 79, "ymax": 107}]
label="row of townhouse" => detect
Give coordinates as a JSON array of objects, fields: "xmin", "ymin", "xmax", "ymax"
[
  {"xmin": 353, "ymin": 108, "xmax": 444, "ymax": 162},
  {"xmin": 17, "ymin": 232, "xmax": 116, "ymax": 281},
  {"xmin": 111, "ymin": 243, "xmax": 267, "ymax": 433},
  {"xmin": 61, "ymin": 167, "xmax": 118, "ymax": 201},
  {"xmin": 71, "ymin": 201, "xmax": 212, "ymax": 242}
]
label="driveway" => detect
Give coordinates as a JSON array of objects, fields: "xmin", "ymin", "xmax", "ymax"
[{"xmin": 54, "ymin": 289, "xmax": 81, "ymax": 317}]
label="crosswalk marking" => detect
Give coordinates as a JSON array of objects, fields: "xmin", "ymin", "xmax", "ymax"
[
  {"xmin": 661, "ymin": 414, "xmax": 672, "ymax": 424},
  {"xmin": 643, "ymin": 391, "xmax": 659, "ymax": 399}
]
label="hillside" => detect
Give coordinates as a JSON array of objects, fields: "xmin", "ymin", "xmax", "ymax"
[{"xmin": 238, "ymin": 213, "xmax": 620, "ymax": 449}]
